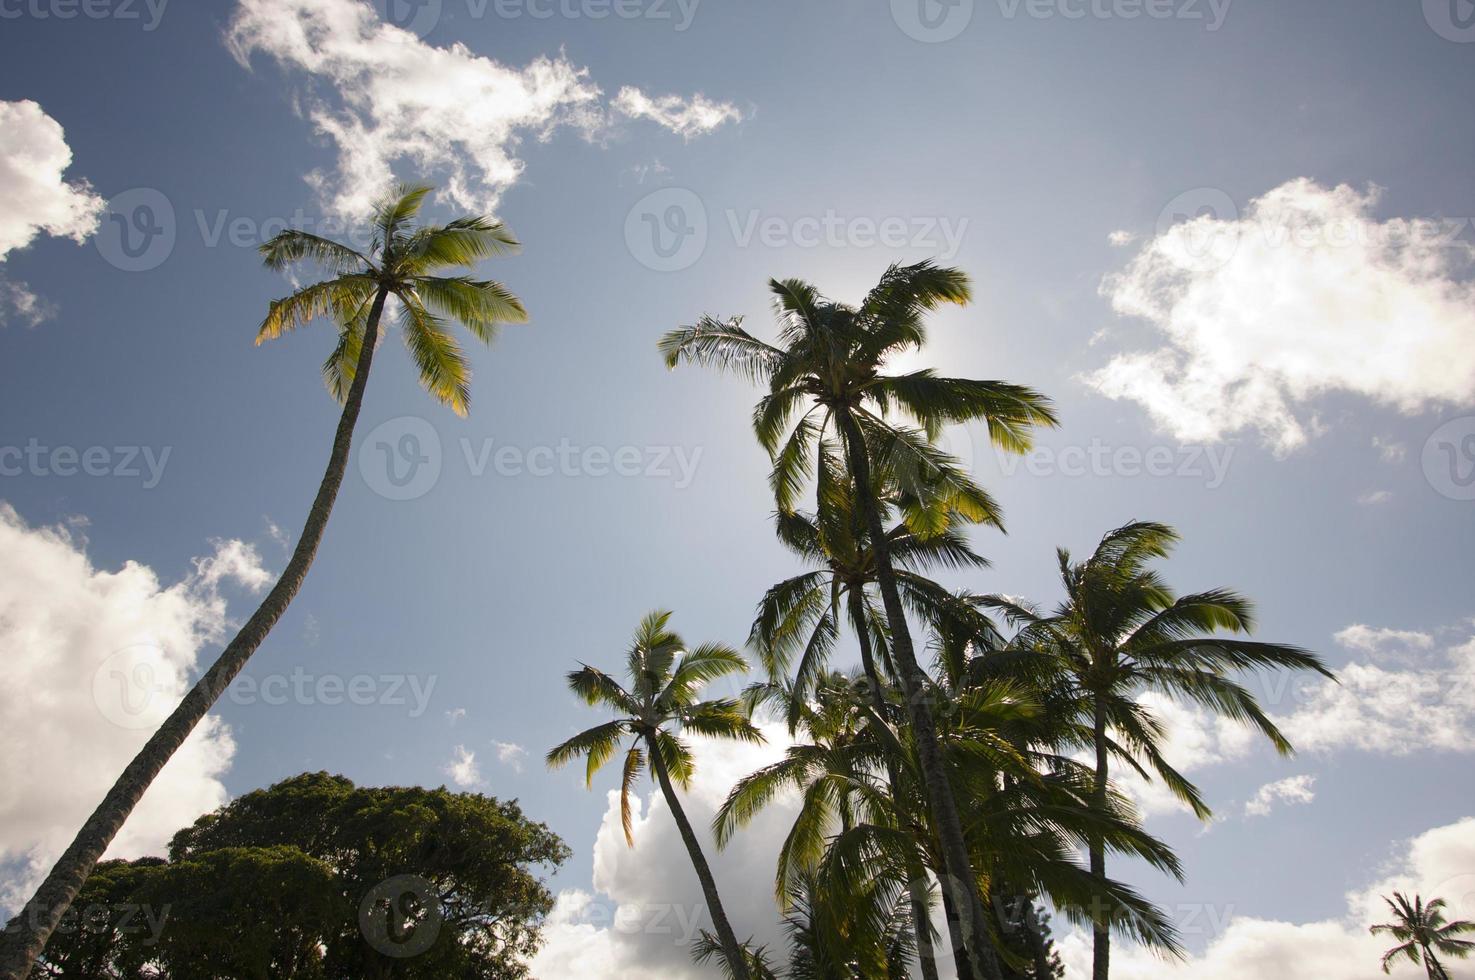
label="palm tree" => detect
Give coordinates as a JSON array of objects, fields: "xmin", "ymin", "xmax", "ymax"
[
  {"xmin": 546, "ymin": 611, "xmax": 765, "ymax": 980},
  {"xmin": 0, "ymin": 184, "xmax": 527, "ymax": 980},
  {"xmin": 1371, "ymin": 892, "xmax": 1475, "ymax": 979},
  {"xmin": 982, "ymin": 521, "xmax": 1334, "ymax": 980},
  {"xmin": 662, "ymin": 262, "xmax": 1057, "ymax": 979},
  {"xmin": 750, "ymin": 481, "xmax": 993, "ymax": 980}
]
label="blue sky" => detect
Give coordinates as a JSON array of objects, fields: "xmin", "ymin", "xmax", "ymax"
[{"xmin": 1, "ymin": 0, "xmax": 1474, "ymax": 976}]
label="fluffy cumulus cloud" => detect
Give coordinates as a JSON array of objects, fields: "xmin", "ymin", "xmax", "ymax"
[
  {"xmin": 1087, "ymin": 179, "xmax": 1475, "ymax": 453},
  {"xmin": 1058, "ymin": 816, "xmax": 1475, "ymax": 979},
  {"xmin": 611, "ymin": 87, "xmax": 745, "ymax": 140},
  {"xmin": 0, "ymin": 99, "xmax": 105, "ymax": 327},
  {"xmin": 443, "ymin": 744, "xmax": 482, "ymax": 788},
  {"xmin": 227, "ymin": 0, "xmax": 742, "ymax": 219},
  {"xmin": 0, "ymin": 100, "xmax": 104, "ymax": 261},
  {"xmin": 0, "ymin": 504, "xmax": 270, "ymax": 912},
  {"xmin": 532, "ymin": 722, "xmax": 799, "ymax": 979},
  {"xmin": 1276, "ymin": 627, "xmax": 1475, "ymax": 756}
]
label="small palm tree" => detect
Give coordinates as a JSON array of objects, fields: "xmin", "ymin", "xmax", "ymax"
[
  {"xmin": 547, "ymin": 611, "xmax": 765, "ymax": 980},
  {"xmin": 662, "ymin": 262, "xmax": 1057, "ymax": 980},
  {"xmin": 983, "ymin": 521, "xmax": 1334, "ymax": 980},
  {"xmin": 1371, "ymin": 892, "xmax": 1475, "ymax": 979},
  {"xmin": 0, "ymin": 184, "xmax": 527, "ymax": 980}
]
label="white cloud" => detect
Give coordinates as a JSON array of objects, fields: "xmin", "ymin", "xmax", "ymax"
[
  {"xmin": 0, "ymin": 504, "xmax": 269, "ymax": 912},
  {"xmin": 1332, "ymin": 624, "xmax": 1434, "ymax": 659},
  {"xmin": 227, "ymin": 0, "xmax": 740, "ymax": 219},
  {"xmin": 1087, "ymin": 179, "xmax": 1475, "ymax": 453},
  {"xmin": 494, "ymin": 740, "xmax": 527, "ymax": 773},
  {"xmin": 1108, "ymin": 229, "xmax": 1137, "ymax": 247},
  {"xmin": 0, "ymin": 277, "xmax": 55, "ymax": 328},
  {"xmin": 1373, "ymin": 436, "xmax": 1407, "ymax": 464},
  {"xmin": 443, "ymin": 744, "xmax": 481, "ymax": 788},
  {"xmin": 1276, "ymin": 626, "xmax": 1475, "ymax": 755},
  {"xmin": 532, "ymin": 722, "xmax": 798, "ymax": 979},
  {"xmin": 1244, "ymin": 774, "xmax": 1316, "ymax": 818},
  {"xmin": 445, "ymin": 707, "xmax": 466, "ymax": 725},
  {"xmin": 1357, "ymin": 490, "xmax": 1394, "ymax": 505},
  {"xmin": 0, "ymin": 100, "xmax": 105, "ymax": 261},
  {"xmin": 611, "ymin": 87, "xmax": 743, "ymax": 140},
  {"xmin": 1059, "ymin": 816, "xmax": 1475, "ymax": 979}
]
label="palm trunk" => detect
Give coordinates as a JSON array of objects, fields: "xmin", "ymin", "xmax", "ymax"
[
  {"xmin": 0, "ymin": 289, "xmax": 390, "ymax": 980},
  {"xmin": 1422, "ymin": 944, "xmax": 1448, "ymax": 980},
  {"xmin": 1090, "ymin": 697, "xmax": 1110, "ymax": 980},
  {"xmin": 645, "ymin": 734, "xmax": 751, "ymax": 980},
  {"xmin": 836, "ymin": 409, "xmax": 1001, "ymax": 980},
  {"xmin": 848, "ymin": 590, "xmax": 940, "ymax": 980}
]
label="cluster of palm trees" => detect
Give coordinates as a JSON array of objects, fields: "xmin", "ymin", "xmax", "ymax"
[
  {"xmin": 550, "ymin": 266, "xmax": 1335, "ymax": 979},
  {"xmin": 0, "ymin": 183, "xmax": 1352, "ymax": 980}
]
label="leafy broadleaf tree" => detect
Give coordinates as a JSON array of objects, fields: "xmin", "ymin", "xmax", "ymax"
[
  {"xmin": 30, "ymin": 772, "xmax": 569, "ymax": 979},
  {"xmin": 1371, "ymin": 892, "xmax": 1475, "ymax": 980},
  {"xmin": 546, "ymin": 611, "xmax": 764, "ymax": 980},
  {"xmin": 0, "ymin": 184, "xmax": 528, "ymax": 980},
  {"xmin": 662, "ymin": 262, "xmax": 1057, "ymax": 979},
  {"xmin": 982, "ymin": 521, "xmax": 1334, "ymax": 980}
]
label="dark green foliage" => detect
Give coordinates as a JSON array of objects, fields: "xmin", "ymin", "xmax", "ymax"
[{"xmin": 31, "ymin": 773, "xmax": 568, "ymax": 979}]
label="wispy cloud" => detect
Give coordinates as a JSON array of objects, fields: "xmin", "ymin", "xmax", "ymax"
[
  {"xmin": 228, "ymin": 0, "xmax": 741, "ymax": 219},
  {"xmin": 1244, "ymin": 774, "xmax": 1316, "ymax": 817},
  {"xmin": 611, "ymin": 87, "xmax": 743, "ymax": 140},
  {"xmin": 493, "ymin": 740, "xmax": 526, "ymax": 773}
]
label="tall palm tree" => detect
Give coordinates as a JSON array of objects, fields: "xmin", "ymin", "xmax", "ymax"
[
  {"xmin": 662, "ymin": 262, "xmax": 1057, "ymax": 979},
  {"xmin": 0, "ymin": 184, "xmax": 527, "ymax": 980},
  {"xmin": 546, "ymin": 611, "xmax": 764, "ymax": 980},
  {"xmin": 982, "ymin": 521, "xmax": 1334, "ymax": 980},
  {"xmin": 1371, "ymin": 892, "xmax": 1475, "ymax": 979},
  {"xmin": 751, "ymin": 481, "xmax": 993, "ymax": 980}
]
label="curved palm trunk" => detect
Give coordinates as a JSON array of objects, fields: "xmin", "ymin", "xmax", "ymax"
[
  {"xmin": 0, "ymin": 290, "xmax": 390, "ymax": 980},
  {"xmin": 645, "ymin": 735, "xmax": 751, "ymax": 980},
  {"xmin": 836, "ymin": 409, "xmax": 1001, "ymax": 980},
  {"xmin": 848, "ymin": 590, "xmax": 940, "ymax": 980},
  {"xmin": 1090, "ymin": 697, "xmax": 1110, "ymax": 980}
]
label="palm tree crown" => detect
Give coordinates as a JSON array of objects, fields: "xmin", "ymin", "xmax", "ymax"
[
  {"xmin": 547, "ymin": 610, "xmax": 764, "ymax": 843},
  {"xmin": 1371, "ymin": 892, "xmax": 1475, "ymax": 979},
  {"xmin": 258, "ymin": 182, "xmax": 527, "ymax": 415}
]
